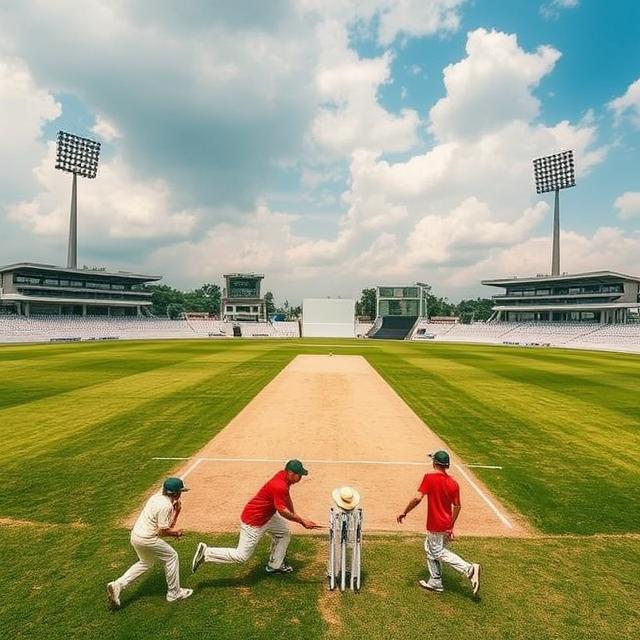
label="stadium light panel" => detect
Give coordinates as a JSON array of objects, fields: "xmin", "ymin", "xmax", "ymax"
[
  {"xmin": 55, "ymin": 130, "xmax": 101, "ymax": 179},
  {"xmin": 532, "ymin": 150, "xmax": 575, "ymax": 194}
]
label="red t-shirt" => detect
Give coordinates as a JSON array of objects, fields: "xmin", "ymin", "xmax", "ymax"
[
  {"xmin": 241, "ymin": 470, "xmax": 293, "ymax": 527},
  {"xmin": 418, "ymin": 471, "xmax": 461, "ymax": 532}
]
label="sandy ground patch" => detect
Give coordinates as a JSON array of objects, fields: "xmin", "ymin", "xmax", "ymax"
[{"xmin": 150, "ymin": 355, "xmax": 530, "ymax": 537}]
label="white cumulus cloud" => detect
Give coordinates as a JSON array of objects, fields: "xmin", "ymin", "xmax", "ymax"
[
  {"xmin": 614, "ymin": 192, "xmax": 640, "ymax": 220},
  {"xmin": 8, "ymin": 143, "xmax": 198, "ymax": 240},
  {"xmin": 429, "ymin": 28, "xmax": 561, "ymax": 142},
  {"xmin": 609, "ymin": 78, "xmax": 640, "ymax": 128},
  {"xmin": 0, "ymin": 57, "xmax": 60, "ymax": 199}
]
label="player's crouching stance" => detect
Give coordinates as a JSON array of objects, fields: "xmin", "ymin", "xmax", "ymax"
[
  {"xmin": 107, "ymin": 477, "xmax": 193, "ymax": 608},
  {"xmin": 397, "ymin": 451, "xmax": 481, "ymax": 597},
  {"xmin": 191, "ymin": 459, "xmax": 320, "ymax": 577}
]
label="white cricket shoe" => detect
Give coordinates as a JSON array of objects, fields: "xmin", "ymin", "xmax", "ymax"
[
  {"xmin": 167, "ymin": 588, "xmax": 193, "ymax": 602},
  {"xmin": 418, "ymin": 579, "xmax": 444, "ymax": 593},
  {"xmin": 107, "ymin": 581, "xmax": 121, "ymax": 608},
  {"xmin": 469, "ymin": 563, "xmax": 481, "ymax": 596}
]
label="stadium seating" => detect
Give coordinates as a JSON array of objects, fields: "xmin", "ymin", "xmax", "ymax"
[
  {"xmin": 409, "ymin": 320, "xmax": 640, "ymax": 353},
  {"xmin": 0, "ymin": 315, "xmax": 301, "ymax": 343},
  {"xmin": 2, "ymin": 313, "xmax": 639, "ymax": 353},
  {"xmin": 369, "ymin": 316, "xmax": 418, "ymax": 340}
]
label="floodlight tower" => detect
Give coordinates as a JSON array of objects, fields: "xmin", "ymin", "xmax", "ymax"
[
  {"xmin": 55, "ymin": 131, "xmax": 101, "ymax": 268},
  {"xmin": 533, "ymin": 150, "xmax": 575, "ymax": 276}
]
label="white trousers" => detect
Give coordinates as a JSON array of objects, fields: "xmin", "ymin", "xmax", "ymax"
[
  {"xmin": 424, "ymin": 532, "xmax": 472, "ymax": 589},
  {"xmin": 116, "ymin": 533, "xmax": 181, "ymax": 600},
  {"xmin": 203, "ymin": 513, "xmax": 291, "ymax": 569}
]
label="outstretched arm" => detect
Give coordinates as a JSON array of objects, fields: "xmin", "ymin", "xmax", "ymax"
[
  {"xmin": 277, "ymin": 507, "xmax": 321, "ymax": 529},
  {"xmin": 397, "ymin": 492, "xmax": 424, "ymax": 524}
]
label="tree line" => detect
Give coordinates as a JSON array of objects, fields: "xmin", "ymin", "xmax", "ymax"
[
  {"xmin": 144, "ymin": 284, "xmax": 298, "ymax": 319},
  {"xmin": 145, "ymin": 283, "xmax": 493, "ymax": 323}
]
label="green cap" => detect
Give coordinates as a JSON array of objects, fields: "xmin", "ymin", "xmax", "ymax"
[
  {"xmin": 163, "ymin": 477, "xmax": 190, "ymax": 494},
  {"xmin": 285, "ymin": 459, "xmax": 308, "ymax": 476},
  {"xmin": 429, "ymin": 450, "xmax": 450, "ymax": 468}
]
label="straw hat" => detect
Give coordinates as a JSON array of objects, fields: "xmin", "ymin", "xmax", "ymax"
[{"xmin": 332, "ymin": 486, "xmax": 361, "ymax": 511}]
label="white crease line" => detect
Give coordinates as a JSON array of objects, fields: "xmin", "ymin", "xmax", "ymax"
[
  {"xmin": 180, "ymin": 458, "xmax": 204, "ymax": 480},
  {"xmin": 454, "ymin": 463, "xmax": 513, "ymax": 529},
  {"xmin": 154, "ymin": 456, "xmax": 502, "ymax": 470},
  {"xmin": 155, "ymin": 456, "xmax": 431, "ymax": 466},
  {"xmin": 465, "ymin": 464, "xmax": 503, "ymax": 469},
  {"xmin": 158, "ymin": 456, "xmax": 513, "ymax": 528}
]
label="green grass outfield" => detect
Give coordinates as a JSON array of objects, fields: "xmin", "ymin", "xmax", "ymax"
[{"xmin": 0, "ymin": 339, "xmax": 638, "ymax": 639}]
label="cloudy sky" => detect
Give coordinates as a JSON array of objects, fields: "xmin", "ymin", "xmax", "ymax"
[{"xmin": 1, "ymin": 0, "xmax": 639, "ymax": 304}]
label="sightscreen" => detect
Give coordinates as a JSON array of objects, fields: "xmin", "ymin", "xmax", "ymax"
[{"xmin": 302, "ymin": 299, "xmax": 355, "ymax": 338}]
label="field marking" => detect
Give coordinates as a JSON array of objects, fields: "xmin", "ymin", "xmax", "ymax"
[
  {"xmin": 454, "ymin": 463, "xmax": 513, "ymax": 529},
  {"xmin": 157, "ymin": 456, "xmax": 430, "ymax": 466},
  {"xmin": 159, "ymin": 456, "xmax": 511, "ymax": 530},
  {"xmin": 154, "ymin": 456, "xmax": 503, "ymax": 470},
  {"xmin": 180, "ymin": 457, "xmax": 204, "ymax": 480},
  {"xmin": 465, "ymin": 464, "xmax": 503, "ymax": 469}
]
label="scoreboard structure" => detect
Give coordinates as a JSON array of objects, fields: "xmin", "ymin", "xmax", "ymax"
[
  {"xmin": 222, "ymin": 273, "xmax": 266, "ymax": 322},
  {"xmin": 376, "ymin": 285, "xmax": 428, "ymax": 318}
]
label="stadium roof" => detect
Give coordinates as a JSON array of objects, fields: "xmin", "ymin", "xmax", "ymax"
[
  {"xmin": 482, "ymin": 270, "xmax": 640, "ymax": 287},
  {"xmin": 0, "ymin": 262, "xmax": 161, "ymax": 281}
]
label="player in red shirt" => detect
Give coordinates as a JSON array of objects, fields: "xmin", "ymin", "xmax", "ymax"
[
  {"xmin": 397, "ymin": 450, "xmax": 481, "ymax": 596},
  {"xmin": 191, "ymin": 459, "xmax": 320, "ymax": 576}
]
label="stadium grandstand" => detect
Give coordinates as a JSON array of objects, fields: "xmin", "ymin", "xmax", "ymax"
[
  {"xmin": 0, "ymin": 315, "xmax": 300, "ymax": 343},
  {"xmin": 410, "ymin": 318, "xmax": 640, "ymax": 353},
  {"xmin": 482, "ymin": 271, "xmax": 640, "ymax": 324},
  {"xmin": 0, "ymin": 262, "xmax": 160, "ymax": 317}
]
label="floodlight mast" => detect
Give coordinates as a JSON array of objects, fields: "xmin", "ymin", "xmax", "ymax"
[
  {"xmin": 532, "ymin": 150, "xmax": 575, "ymax": 276},
  {"xmin": 54, "ymin": 131, "xmax": 101, "ymax": 268}
]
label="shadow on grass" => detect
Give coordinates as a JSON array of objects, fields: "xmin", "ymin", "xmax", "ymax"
[{"xmin": 194, "ymin": 558, "xmax": 326, "ymax": 592}]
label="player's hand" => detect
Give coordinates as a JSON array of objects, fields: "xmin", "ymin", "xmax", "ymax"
[
  {"xmin": 446, "ymin": 529, "xmax": 455, "ymax": 541},
  {"xmin": 174, "ymin": 529, "xmax": 183, "ymax": 539},
  {"xmin": 397, "ymin": 513, "xmax": 406, "ymax": 524},
  {"xmin": 302, "ymin": 519, "xmax": 321, "ymax": 529}
]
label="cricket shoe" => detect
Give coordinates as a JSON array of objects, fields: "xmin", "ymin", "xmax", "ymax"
[
  {"xmin": 167, "ymin": 588, "xmax": 193, "ymax": 602},
  {"xmin": 469, "ymin": 563, "xmax": 481, "ymax": 596},
  {"xmin": 107, "ymin": 581, "xmax": 122, "ymax": 608},
  {"xmin": 418, "ymin": 579, "xmax": 444, "ymax": 593},
  {"xmin": 192, "ymin": 542, "xmax": 206, "ymax": 574},
  {"xmin": 265, "ymin": 563, "xmax": 294, "ymax": 574}
]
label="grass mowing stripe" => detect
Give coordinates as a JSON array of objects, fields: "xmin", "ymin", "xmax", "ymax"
[
  {"xmin": 402, "ymin": 355, "xmax": 640, "ymax": 462},
  {"xmin": 0, "ymin": 349, "xmax": 269, "ymax": 462}
]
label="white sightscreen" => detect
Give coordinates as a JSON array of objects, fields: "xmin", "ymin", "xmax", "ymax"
[{"xmin": 302, "ymin": 299, "xmax": 355, "ymax": 338}]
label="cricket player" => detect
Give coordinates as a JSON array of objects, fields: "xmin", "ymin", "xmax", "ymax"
[
  {"xmin": 107, "ymin": 477, "xmax": 193, "ymax": 607},
  {"xmin": 397, "ymin": 450, "xmax": 481, "ymax": 596},
  {"xmin": 191, "ymin": 459, "xmax": 320, "ymax": 575}
]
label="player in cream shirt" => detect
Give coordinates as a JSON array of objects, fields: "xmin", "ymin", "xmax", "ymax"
[{"xmin": 107, "ymin": 477, "xmax": 193, "ymax": 607}]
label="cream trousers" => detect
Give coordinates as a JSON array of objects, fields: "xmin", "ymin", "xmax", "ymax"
[
  {"xmin": 203, "ymin": 513, "xmax": 291, "ymax": 569},
  {"xmin": 116, "ymin": 533, "xmax": 181, "ymax": 600},
  {"xmin": 424, "ymin": 532, "xmax": 472, "ymax": 589}
]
